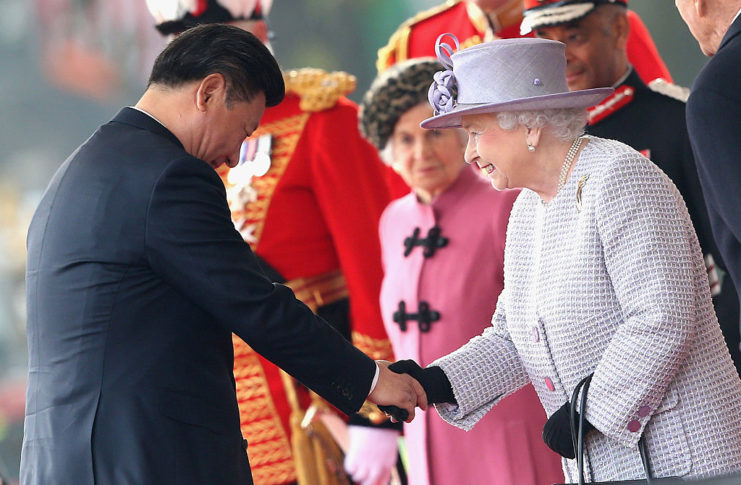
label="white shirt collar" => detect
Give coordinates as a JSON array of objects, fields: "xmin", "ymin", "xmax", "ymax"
[
  {"xmin": 129, "ymin": 106, "xmax": 166, "ymax": 128},
  {"xmin": 612, "ymin": 66, "xmax": 632, "ymax": 88},
  {"xmin": 733, "ymin": 7, "xmax": 741, "ymax": 25}
]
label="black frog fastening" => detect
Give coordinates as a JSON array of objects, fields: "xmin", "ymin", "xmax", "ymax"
[
  {"xmin": 403, "ymin": 226, "xmax": 449, "ymax": 258},
  {"xmin": 392, "ymin": 300, "xmax": 441, "ymax": 332}
]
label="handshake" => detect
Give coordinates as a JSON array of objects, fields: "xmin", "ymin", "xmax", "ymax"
[
  {"xmin": 369, "ymin": 359, "xmax": 597, "ymax": 460},
  {"xmin": 366, "ymin": 359, "xmax": 455, "ymax": 423}
]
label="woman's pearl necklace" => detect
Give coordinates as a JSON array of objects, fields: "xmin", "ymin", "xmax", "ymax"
[{"xmin": 557, "ymin": 136, "xmax": 585, "ymax": 193}]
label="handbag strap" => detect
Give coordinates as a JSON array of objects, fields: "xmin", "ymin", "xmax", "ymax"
[{"xmin": 570, "ymin": 374, "xmax": 653, "ymax": 484}]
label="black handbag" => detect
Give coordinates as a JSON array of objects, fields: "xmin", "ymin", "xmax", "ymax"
[{"xmin": 554, "ymin": 374, "xmax": 679, "ymax": 485}]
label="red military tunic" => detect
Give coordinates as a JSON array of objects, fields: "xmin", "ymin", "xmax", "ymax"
[
  {"xmin": 220, "ymin": 69, "xmax": 393, "ymax": 485},
  {"xmin": 377, "ymin": 0, "xmax": 673, "ymax": 199}
]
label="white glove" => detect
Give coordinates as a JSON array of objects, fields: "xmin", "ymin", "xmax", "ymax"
[{"xmin": 343, "ymin": 425, "xmax": 400, "ymax": 485}]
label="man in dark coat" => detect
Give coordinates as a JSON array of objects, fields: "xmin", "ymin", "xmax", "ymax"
[
  {"xmin": 531, "ymin": 0, "xmax": 741, "ymax": 375},
  {"xmin": 20, "ymin": 24, "xmax": 425, "ymax": 485},
  {"xmin": 677, "ymin": 0, "xmax": 741, "ymax": 354}
]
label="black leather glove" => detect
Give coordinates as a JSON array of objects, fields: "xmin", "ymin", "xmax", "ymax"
[
  {"xmin": 376, "ymin": 359, "xmax": 456, "ymax": 422},
  {"xmin": 388, "ymin": 359, "xmax": 455, "ymax": 404},
  {"xmin": 542, "ymin": 401, "xmax": 596, "ymax": 459}
]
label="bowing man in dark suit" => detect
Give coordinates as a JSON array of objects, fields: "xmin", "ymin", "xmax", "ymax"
[
  {"xmin": 678, "ymin": 0, "xmax": 741, "ymax": 333},
  {"xmin": 20, "ymin": 24, "xmax": 426, "ymax": 485}
]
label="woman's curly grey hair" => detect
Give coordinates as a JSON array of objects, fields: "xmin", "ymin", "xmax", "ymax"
[
  {"xmin": 359, "ymin": 58, "xmax": 444, "ymax": 151},
  {"xmin": 496, "ymin": 108, "xmax": 588, "ymax": 141}
]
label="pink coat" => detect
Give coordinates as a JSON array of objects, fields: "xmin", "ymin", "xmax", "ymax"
[{"xmin": 379, "ymin": 166, "xmax": 564, "ymax": 485}]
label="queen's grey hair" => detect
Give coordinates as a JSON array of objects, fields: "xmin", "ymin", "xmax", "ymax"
[{"xmin": 496, "ymin": 108, "xmax": 588, "ymax": 141}]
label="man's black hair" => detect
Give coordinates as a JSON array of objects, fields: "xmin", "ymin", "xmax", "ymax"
[{"xmin": 148, "ymin": 23, "xmax": 284, "ymax": 107}]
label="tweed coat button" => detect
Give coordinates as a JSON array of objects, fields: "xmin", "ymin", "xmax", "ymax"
[
  {"xmin": 638, "ymin": 406, "xmax": 651, "ymax": 418},
  {"xmin": 531, "ymin": 327, "xmax": 540, "ymax": 342},
  {"xmin": 544, "ymin": 377, "xmax": 555, "ymax": 391},
  {"xmin": 628, "ymin": 420, "xmax": 641, "ymax": 432}
]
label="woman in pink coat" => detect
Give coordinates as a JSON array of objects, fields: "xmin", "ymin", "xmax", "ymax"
[{"xmin": 351, "ymin": 58, "xmax": 564, "ymax": 485}]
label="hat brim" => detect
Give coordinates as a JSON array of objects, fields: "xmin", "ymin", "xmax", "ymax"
[{"xmin": 420, "ymin": 87, "xmax": 613, "ymax": 129}]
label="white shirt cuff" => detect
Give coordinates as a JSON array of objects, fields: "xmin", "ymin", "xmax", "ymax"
[{"xmin": 368, "ymin": 363, "xmax": 380, "ymax": 396}]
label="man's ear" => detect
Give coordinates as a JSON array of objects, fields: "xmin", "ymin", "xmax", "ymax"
[
  {"xmin": 694, "ymin": 0, "xmax": 707, "ymax": 17},
  {"xmin": 195, "ymin": 73, "xmax": 226, "ymax": 112}
]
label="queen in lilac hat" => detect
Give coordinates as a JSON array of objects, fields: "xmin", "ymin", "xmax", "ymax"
[
  {"xmin": 422, "ymin": 35, "xmax": 612, "ymax": 130},
  {"xmin": 421, "ymin": 33, "xmax": 612, "ymax": 198},
  {"xmin": 386, "ymin": 32, "xmax": 741, "ymax": 483}
]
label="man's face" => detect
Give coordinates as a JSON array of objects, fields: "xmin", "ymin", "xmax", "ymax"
[
  {"xmin": 675, "ymin": 0, "xmax": 717, "ymax": 56},
  {"xmin": 534, "ymin": 8, "xmax": 626, "ymax": 91},
  {"xmin": 196, "ymin": 91, "xmax": 266, "ymax": 170}
]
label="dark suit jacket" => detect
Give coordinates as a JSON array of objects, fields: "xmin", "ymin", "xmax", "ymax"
[
  {"xmin": 21, "ymin": 108, "xmax": 376, "ymax": 485},
  {"xmin": 687, "ymin": 14, "xmax": 741, "ymax": 324}
]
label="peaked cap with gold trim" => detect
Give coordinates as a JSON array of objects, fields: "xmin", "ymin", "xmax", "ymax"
[{"xmin": 521, "ymin": 0, "xmax": 627, "ymax": 35}]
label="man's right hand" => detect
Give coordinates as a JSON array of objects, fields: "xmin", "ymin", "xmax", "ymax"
[{"xmin": 367, "ymin": 360, "xmax": 427, "ymax": 423}]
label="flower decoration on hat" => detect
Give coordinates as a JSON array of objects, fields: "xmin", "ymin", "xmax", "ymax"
[{"xmin": 428, "ymin": 33, "xmax": 460, "ymax": 116}]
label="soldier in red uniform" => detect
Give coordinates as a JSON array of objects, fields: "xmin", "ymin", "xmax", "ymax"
[
  {"xmin": 377, "ymin": 0, "xmax": 674, "ymax": 199},
  {"xmin": 147, "ymin": 2, "xmax": 396, "ymax": 484}
]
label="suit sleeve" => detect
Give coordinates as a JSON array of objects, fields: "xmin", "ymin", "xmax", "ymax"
[
  {"xmin": 591, "ymin": 156, "xmax": 698, "ymax": 447},
  {"xmin": 688, "ymin": 86, "xmax": 741, "ymax": 254},
  {"xmin": 144, "ymin": 156, "xmax": 376, "ymax": 415},
  {"xmin": 677, "ymin": 122, "xmax": 721, "ymax": 264},
  {"xmin": 305, "ymin": 101, "xmax": 394, "ymax": 361}
]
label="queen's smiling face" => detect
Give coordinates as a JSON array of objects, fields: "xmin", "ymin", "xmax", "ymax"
[{"xmin": 461, "ymin": 113, "xmax": 529, "ymax": 191}]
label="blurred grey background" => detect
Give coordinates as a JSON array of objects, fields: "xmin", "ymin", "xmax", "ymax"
[{"xmin": 0, "ymin": 0, "xmax": 708, "ymax": 481}]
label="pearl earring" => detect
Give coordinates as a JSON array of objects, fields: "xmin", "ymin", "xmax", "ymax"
[{"xmin": 527, "ymin": 144, "xmax": 535, "ymax": 152}]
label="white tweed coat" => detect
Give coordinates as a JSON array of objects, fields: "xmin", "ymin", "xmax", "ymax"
[{"xmin": 433, "ymin": 136, "xmax": 741, "ymax": 482}]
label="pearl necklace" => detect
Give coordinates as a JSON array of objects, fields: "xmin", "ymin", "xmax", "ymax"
[{"xmin": 557, "ymin": 136, "xmax": 585, "ymax": 193}]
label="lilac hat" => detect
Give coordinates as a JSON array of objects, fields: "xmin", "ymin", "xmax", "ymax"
[{"xmin": 421, "ymin": 34, "xmax": 613, "ymax": 129}]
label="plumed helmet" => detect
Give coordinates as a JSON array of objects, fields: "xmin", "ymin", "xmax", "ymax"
[{"xmin": 146, "ymin": 0, "xmax": 273, "ymax": 36}]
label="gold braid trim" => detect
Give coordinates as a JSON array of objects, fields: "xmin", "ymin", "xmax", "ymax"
[
  {"xmin": 251, "ymin": 461, "xmax": 297, "ymax": 485},
  {"xmin": 283, "ymin": 68, "xmax": 356, "ymax": 112},
  {"xmin": 233, "ymin": 336, "xmax": 296, "ymax": 485},
  {"xmin": 460, "ymin": 35, "xmax": 485, "ymax": 50},
  {"xmin": 247, "ymin": 440, "xmax": 294, "ymax": 467},
  {"xmin": 352, "ymin": 331, "xmax": 394, "ymax": 361},
  {"xmin": 376, "ymin": 0, "xmax": 462, "ymax": 73}
]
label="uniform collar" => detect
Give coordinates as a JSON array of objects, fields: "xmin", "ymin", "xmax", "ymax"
[
  {"xmin": 112, "ymin": 107, "xmax": 184, "ymax": 150},
  {"xmin": 587, "ymin": 68, "xmax": 644, "ymax": 125}
]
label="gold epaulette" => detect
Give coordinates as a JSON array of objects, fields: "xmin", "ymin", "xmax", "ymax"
[
  {"xmin": 376, "ymin": 0, "xmax": 462, "ymax": 72},
  {"xmin": 283, "ymin": 68, "xmax": 356, "ymax": 112}
]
